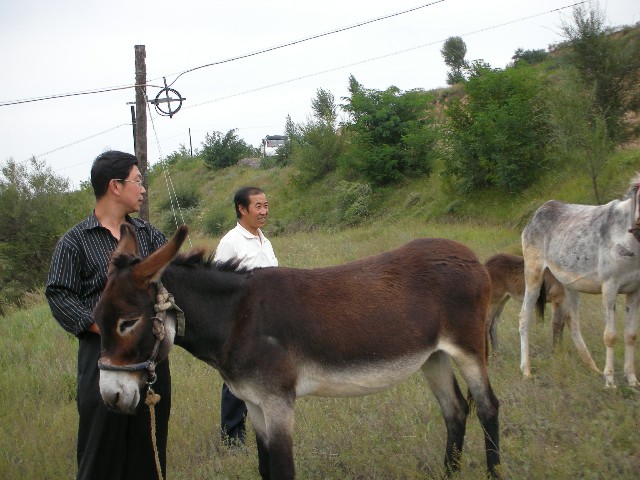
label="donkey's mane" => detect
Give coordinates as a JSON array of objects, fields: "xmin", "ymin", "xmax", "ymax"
[
  {"xmin": 111, "ymin": 253, "xmax": 141, "ymax": 269},
  {"xmin": 170, "ymin": 248, "xmax": 249, "ymax": 273}
]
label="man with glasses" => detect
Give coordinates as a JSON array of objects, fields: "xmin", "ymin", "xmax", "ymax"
[{"xmin": 46, "ymin": 150, "xmax": 171, "ymax": 480}]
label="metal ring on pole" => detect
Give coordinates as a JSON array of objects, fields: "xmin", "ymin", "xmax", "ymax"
[{"xmin": 152, "ymin": 87, "xmax": 185, "ymax": 118}]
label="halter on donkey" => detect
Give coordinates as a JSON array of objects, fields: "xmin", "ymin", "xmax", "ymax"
[
  {"xmin": 519, "ymin": 177, "xmax": 640, "ymax": 388},
  {"xmin": 93, "ymin": 224, "xmax": 501, "ymax": 479}
]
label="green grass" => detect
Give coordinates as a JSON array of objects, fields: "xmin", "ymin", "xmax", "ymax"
[{"xmin": 2, "ymin": 223, "xmax": 640, "ymax": 479}]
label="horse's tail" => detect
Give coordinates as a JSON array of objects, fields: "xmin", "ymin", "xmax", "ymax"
[{"xmin": 536, "ymin": 280, "xmax": 547, "ymax": 323}]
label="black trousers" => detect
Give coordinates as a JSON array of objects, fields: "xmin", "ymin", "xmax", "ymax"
[
  {"xmin": 221, "ymin": 383, "xmax": 247, "ymax": 444},
  {"xmin": 76, "ymin": 333, "xmax": 171, "ymax": 480}
]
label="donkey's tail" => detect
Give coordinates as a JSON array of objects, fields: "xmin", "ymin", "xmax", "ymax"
[{"xmin": 536, "ymin": 280, "xmax": 547, "ymax": 323}]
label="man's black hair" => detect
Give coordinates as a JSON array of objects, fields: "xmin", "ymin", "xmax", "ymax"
[
  {"xmin": 234, "ymin": 187, "xmax": 265, "ymax": 219},
  {"xmin": 90, "ymin": 150, "xmax": 138, "ymax": 200}
]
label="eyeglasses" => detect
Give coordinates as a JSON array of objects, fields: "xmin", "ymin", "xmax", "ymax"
[{"xmin": 114, "ymin": 179, "xmax": 144, "ymax": 189}]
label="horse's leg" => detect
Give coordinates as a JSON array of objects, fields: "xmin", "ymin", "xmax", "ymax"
[
  {"xmin": 421, "ymin": 351, "xmax": 469, "ymax": 476},
  {"xmin": 449, "ymin": 350, "xmax": 501, "ymax": 479},
  {"xmin": 246, "ymin": 396, "xmax": 296, "ymax": 480},
  {"xmin": 623, "ymin": 290, "xmax": 640, "ymax": 387},
  {"xmin": 519, "ymin": 262, "xmax": 545, "ymax": 378},
  {"xmin": 488, "ymin": 297, "xmax": 509, "ymax": 353},
  {"xmin": 563, "ymin": 288, "xmax": 600, "ymax": 375}
]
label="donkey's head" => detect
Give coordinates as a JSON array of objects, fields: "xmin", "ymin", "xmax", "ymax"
[
  {"xmin": 627, "ymin": 176, "xmax": 640, "ymax": 243},
  {"xmin": 94, "ymin": 224, "xmax": 188, "ymax": 413}
]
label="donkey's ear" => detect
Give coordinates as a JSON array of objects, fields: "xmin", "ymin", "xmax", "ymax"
[
  {"xmin": 114, "ymin": 223, "xmax": 140, "ymax": 257},
  {"xmin": 131, "ymin": 225, "xmax": 189, "ymax": 288},
  {"xmin": 107, "ymin": 224, "xmax": 141, "ymax": 277}
]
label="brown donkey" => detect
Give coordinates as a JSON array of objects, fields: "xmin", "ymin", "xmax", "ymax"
[
  {"xmin": 94, "ymin": 225, "xmax": 501, "ymax": 479},
  {"xmin": 485, "ymin": 253, "xmax": 567, "ymax": 352}
]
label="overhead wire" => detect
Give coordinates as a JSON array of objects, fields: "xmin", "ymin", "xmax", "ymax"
[
  {"xmin": 0, "ymin": 1, "xmax": 447, "ymax": 108},
  {"xmin": 0, "ymin": 84, "xmax": 161, "ymax": 108},
  {"xmin": 163, "ymin": 0, "xmax": 447, "ymax": 88},
  {"xmin": 183, "ymin": 1, "xmax": 587, "ymax": 111}
]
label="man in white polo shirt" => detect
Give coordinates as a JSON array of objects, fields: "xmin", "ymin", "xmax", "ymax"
[{"xmin": 214, "ymin": 186, "xmax": 278, "ymax": 446}]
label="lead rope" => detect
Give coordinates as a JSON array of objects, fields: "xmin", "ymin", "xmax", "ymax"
[
  {"xmin": 145, "ymin": 387, "xmax": 163, "ymax": 480},
  {"xmin": 142, "ymin": 283, "xmax": 178, "ymax": 480}
]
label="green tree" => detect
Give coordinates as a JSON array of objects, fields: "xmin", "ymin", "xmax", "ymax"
[
  {"xmin": 441, "ymin": 36, "xmax": 468, "ymax": 85},
  {"xmin": 266, "ymin": 115, "xmax": 299, "ymax": 168},
  {"xmin": 512, "ymin": 48, "xmax": 549, "ymax": 66},
  {"xmin": 292, "ymin": 88, "xmax": 346, "ymax": 184},
  {"xmin": 342, "ymin": 76, "xmax": 438, "ymax": 185},
  {"xmin": 0, "ymin": 158, "xmax": 91, "ymax": 311},
  {"xmin": 547, "ymin": 71, "xmax": 613, "ymax": 203},
  {"xmin": 442, "ymin": 63, "xmax": 549, "ymax": 193},
  {"xmin": 560, "ymin": 1, "xmax": 640, "ymax": 142},
  {"xmin": 201, "ymin": 129, "xmax": 257, "ymax": 170}
]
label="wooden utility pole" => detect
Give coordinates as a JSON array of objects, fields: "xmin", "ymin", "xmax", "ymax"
[
  {"xmin": 130, "ymin": 106, "xmax": 136, "ymax": 152},
  {"xmin": 135, "ymin": 45, "xmax": 149, "ymax": 221}
]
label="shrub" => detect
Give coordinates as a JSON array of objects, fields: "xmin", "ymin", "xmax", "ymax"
[
  {"xmin": 334, "ymin": 181, "xmax": 372, "ymax": 225},
  {"xmin": 342, "ymin": 77, "xmax": 438, "ymax": 185},
  {"xmin": 0, "ymin": 158, "xmax": 92, "ymax": 312},
  {"xmin": 201, "ymin": 207, "xmax": 231, "ymax": 237},
  {"xmin": 158, "ymin": 184, "xmax": 200, "ymax": 211},
  {"xmin": 442, "ymin": 62, "xmax": 549, "ymax": 193},
  {"xmin": 202, "ymin": 129, "xmax": 257, "ymax": 170}
]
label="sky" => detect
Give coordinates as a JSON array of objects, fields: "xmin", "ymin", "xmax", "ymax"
[{"xmin": 1, "ymin": 0, "xmax": 639, "ymax": 189}]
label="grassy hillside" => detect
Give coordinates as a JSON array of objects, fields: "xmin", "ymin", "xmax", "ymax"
[{"xmin": 146, "ymin": 143, "xmax": 640, "ymax": 253}]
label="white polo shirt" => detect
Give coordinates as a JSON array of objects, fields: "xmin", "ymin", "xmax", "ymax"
[{"xmin": 214, "ymin": 223, "xmax": 278, "ymax": 270}]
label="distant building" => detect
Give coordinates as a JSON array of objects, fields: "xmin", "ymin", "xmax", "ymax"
[{"xmin": 260, "ymin": 135, "xmax": 288, "ymax": 157}]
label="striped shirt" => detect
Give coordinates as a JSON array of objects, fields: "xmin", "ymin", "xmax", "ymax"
[{"xmin": 45, "ymin": 211, "xmax": 167, "ymax": 337}]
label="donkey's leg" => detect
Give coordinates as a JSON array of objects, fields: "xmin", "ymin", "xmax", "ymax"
[
  {"xmin": 488, "ymin": 298, "xmax": 509, "ymax": 353},
  {"xmin": 245, "ymin": 402, "xmax": 271, "ymax": 480},
  {"xmin": 421, "ymin": 351, "xmax": 469, "ymax": 476},
  {"xmin": 261, "ymin": 395, "xmax": 296, "ymax": 480},
  {"xmin": 452, "ymin": 352, "xmax": 501, "ymax": 479},
  {"xmin": 563, "ymin": 288, "xmax": 600, "ymax": 375},
  {"xmin": 601, "ymin": 285, "xmax": 620, "ymax": 388},
  {"xmin": 549, "ymin": 283, "xmax": 566, "ymax": 348},
  {"xmin": 519, "ymin": 263, "xmax": 545, "ymax": 378},
  {"xmin": 623, "ymin": 290, "xmax": 640, "ymax": 387},
  {"xmin": 550, "ymin": 298, "xmax": 566, "ymax": 349}
]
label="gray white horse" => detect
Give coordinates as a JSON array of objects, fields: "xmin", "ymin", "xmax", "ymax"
[{"xmin": 519, "ymin": 176, "xmax": 640, "ymax": 388}]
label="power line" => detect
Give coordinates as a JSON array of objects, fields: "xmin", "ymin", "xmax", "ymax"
[
  {"xmin": 0, "ymin": 85, "xmax": 151, "ymax": 108},
  {"xmin": 42, "ymin": 124, "xmax": 132, "ymax": 166},
  {"xmin": 0, "ymin": 2, "xmax": 446, "ymax": 107},
  {"xmin": 184, "ymin": 2, "xmax": 587, "ymax": 111},
  {"xmin": 164, "ymin": 1, "xmax": 447, "ymax": 87},
  {"xmin": 7, "ymin": 123, "xmax": 132, "ymax": 171}
]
